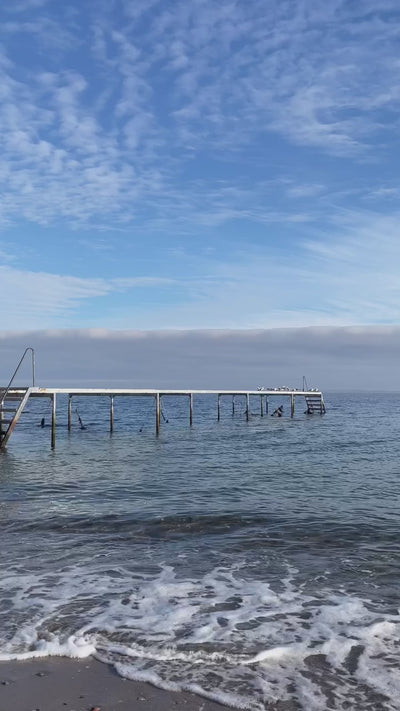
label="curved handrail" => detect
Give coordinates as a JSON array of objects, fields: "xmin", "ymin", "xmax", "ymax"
[{"xmin": 0, "ymin": 347, "xmax": 35, "ymax": 405}]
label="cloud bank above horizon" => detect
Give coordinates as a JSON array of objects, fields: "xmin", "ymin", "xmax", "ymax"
[
  {"xmin": 1, "ymin": 0, "xmax": 400, "ymax": 330},
  {"xmin": 1, "ymin": 327, "xmax": 399, "ymax": 391}
]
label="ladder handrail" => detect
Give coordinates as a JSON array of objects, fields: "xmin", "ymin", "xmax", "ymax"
[{"xmin": 0, "ymin": 347, "xmax": 35, "ymax": 406}]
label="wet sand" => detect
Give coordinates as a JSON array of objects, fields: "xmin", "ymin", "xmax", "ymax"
[{"xmin": 0, "ymin": 657, "xmax": 228, "ymax": 711}]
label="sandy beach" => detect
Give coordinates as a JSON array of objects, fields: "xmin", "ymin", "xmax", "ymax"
[{"xmin": 0, "ymin": 657, "xmax": 229, "ymax": 711}]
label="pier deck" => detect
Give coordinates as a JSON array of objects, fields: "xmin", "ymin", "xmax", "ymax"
[
  {"xmin": 1, "ymin": 387, "xmax": 326, "ymax": 449},
  {"xmin": 28, "ymin": 387, "xmax": 321, "ymax": 397}
]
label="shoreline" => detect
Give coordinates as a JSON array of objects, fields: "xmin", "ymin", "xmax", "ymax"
[{"xmin": 0, "ymin": 656, "xmax": 231, "ymax": 711}]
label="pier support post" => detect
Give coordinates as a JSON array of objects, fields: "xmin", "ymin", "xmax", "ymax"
[
  {"xmin": 51, "ymin": 394, "xmax": 56, "ymax": 449},
  {"xmin": 232, "ymin": 395, "xmax": 235, "ymax": 417},
  {"xmin": 110, "ymin": 396, "xmax": 114, "ymax": 433},
  {"xmin": 246, "ymin": 393, "xmax": 250, "ymax": 421},
  {"xmin": 265, "ymin": 396, "xmax": 269, "ymax": 415},
  {"xmin": 189, "ymin": 393, "xmax": 193, "ymax": 426},
  {"xmin": 260, "ymin": 395, "xmax": 264, "ymax": 417},
  {"xmin": 68, "ymin": 395, "xmax": 72, "ymax": 431},
  {"xmin": 291, "ymin": 394, "xmax": 295, "ymax": 418},
  {"xmin": 156, "ymin": 393, "xmax": 161, "ymax": 435},
  {"xmin": 217, "ymin": 394, "xmax": 221, "ymax": 421}
]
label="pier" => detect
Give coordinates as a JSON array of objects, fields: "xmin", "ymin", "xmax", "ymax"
[
  {"xmin": 0, "ymin": 348, "xmax": 326, "ymax": 450},
  {"xmin": 0, "ymin": 386, "xmax": 326, "ymax": 450}
]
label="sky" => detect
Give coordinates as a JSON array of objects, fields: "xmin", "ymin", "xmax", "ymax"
[{"xmin": 1, "ymin": 1, "xmax": 400, "ymax": 387}]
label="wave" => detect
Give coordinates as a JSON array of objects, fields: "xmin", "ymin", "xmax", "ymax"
[
  {"xmin": 5, "ymin": 511, "xmax": 400, "ymax": 547},
  {"xmin": 1, "ymin": 563, "xmax": 399, "ymax": 710}
]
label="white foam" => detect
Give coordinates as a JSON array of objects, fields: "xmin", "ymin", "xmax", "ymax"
[
  {"xmin": 2, "ymin": 562, "xmax": 400, "ymax": 710},
  {"xmin": 248, "ymin": 644, "xmax": 305, "ymax": 663},
  {"xmin": 0, "ymin": 634, "xmax": 95, "ymax": 661},
  {"xmin": 115, "ymin": 663, "xmax": 256, "ymax": 710}
]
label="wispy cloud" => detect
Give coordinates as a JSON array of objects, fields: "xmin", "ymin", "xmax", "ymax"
[
  {"xmin": 0, "ymin": 1, "xmax": 399, "ymax": 230},
  {"xmin": 5, "ymin": 0, "xmax": 50, "ymax": 13},
  {"xmin": 285, "ymin": 184, "xmax": 325, "ymax": 199},
  {"xmin": 0, "ymin": 1, "xmax": 399, "ymax": 332},
  {"xmin": 97, "ymin": 209, "xmax": 400, "ymax": 330},
  {"xmin": 1, "ymin": 206, "xmax": 399, "ymax": 331},
  {"xmin": 0, "ymin": 265, "xmax": 182, "ymax": 329}
]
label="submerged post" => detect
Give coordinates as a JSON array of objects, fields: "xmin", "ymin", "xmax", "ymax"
[
  {"xmin": 246, "ymin": 393, "xmax": 250, "ymax": 421},
  {"xmin": 265, "ymin": 396, "xmax": 269, "ymax": 415},
  {"xmin": 68, "ymin": 395, "xmax": 72, "ymax": 431},
  {"xmin": 291, "ymin": 394, "xmax": 295, "ymax": 418},
  {"xmin": 156, "ymin": 393, "xmax": 160, "ymax": 435},
  {"xmin": 189, "ymin": 393, "xmax": 193, "ymax": 426},
  {"xmin": 110, "ymin": 396, "xmax": 114, "ymax": 433},
  {"xmin": 260, "ymin": 394, "xmax": 264, "ymax": 417},
  {"xmin": 51, "ymin": 394, "xmax": 56, "ymax": 449},
  {"xmin": 232, "ymin": 395, "xmax": 235, "ymax": 417},
  {"xmin": 217, "ymin": 394, "xmax": 221, "ymax": 421}
]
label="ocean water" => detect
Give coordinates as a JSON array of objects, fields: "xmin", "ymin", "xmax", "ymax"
[{"xmin": 1, "ymin": 392, "xmax": 400, "ymax": 710}]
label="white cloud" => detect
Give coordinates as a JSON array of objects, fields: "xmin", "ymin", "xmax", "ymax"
[
  {"xmin": 365, "ymin": 187, "xmax": 400, "ymax": 200},
  {"xmin": 89, "ymin": 209, "xmax": 400, "ymax": 330},
  {"xmin": 0, "ymin": 265, "xmax": 181, "ymax": 329},
  {"xmin": 0, "ymin": 1, "xmax": 399, "ymax": 230},
  {"xmin": 0, "ymin": 0, "xmax": 399, "ymax": 333},
  {"xmin": 1, "ymin": 207, "xmax": 399, "ymax": 330},
  {"xmin": 5, "ymin": 0, "xmax": 50, "ymax": 12},
  {"xmin": 285, "ymin": 184, "xmax": 325, "ymax": 199}
]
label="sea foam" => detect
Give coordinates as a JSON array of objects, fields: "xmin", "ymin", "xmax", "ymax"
[{"xmin": 2, "ymin": 562, "xmax": 400, "ymax": 710}]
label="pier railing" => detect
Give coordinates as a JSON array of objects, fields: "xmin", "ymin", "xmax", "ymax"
[{"xmin": 0, "ymin": 347, "xmax": 35, "ymax": 406}]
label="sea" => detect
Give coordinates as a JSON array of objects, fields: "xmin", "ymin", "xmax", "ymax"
[{"xmin": 1, "ymin": 391, "xmax": 400, "ymax": 710}]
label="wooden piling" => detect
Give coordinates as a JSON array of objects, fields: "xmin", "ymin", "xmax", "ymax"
[
  {"xmin": 110, "ymin": 396, "xmax": 114, "ymax": 432},
  {"xmin": 217, "ymin": 394, "xmax": 221, "ymax": 421},
  {"xmin": 246, "ymin": 393, "xmax": 250, "ymax": 421},
  {"xmin": 51, "ymin": 394, "xmax": 56, "ymax": 449},
  {"xmin": 232, "ymin": 395, "xmax": 235, "ymax": 417},
  {"xmin": 68, "ymin": 395, "xmax": 72, "ymax": 431},
  {"xmin": 291, "ymin": 394, "xmax": 295, "ymax": 418},
  {"xmin": 156, "ymin": 393, "xmax": 160, "ymax": 435},
  {"xmin": 260, "ymin": 394, "xmax": 264, "ymax": 417},
  {"xmin": 189, "ymin": 393, "xmax": 193, "ymax": 426},
  {"xmin": 265, "ymin": 396, "xmax": 269, "ymax": 415}
]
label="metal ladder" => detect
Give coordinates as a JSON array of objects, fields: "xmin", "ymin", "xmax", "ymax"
[
  {"xmin": 0, "ymin": 388, "xmax": 31, "ymax": 448},
  {"xmin": 302, "ymin": 376, "xmax": 326, "ymax": 415},
  {"xmin": 0, "ymin": 347, "xmax": 35, "ymax": 449},
  {"xmin": 304, "ymin": 393, "xmax": 326, "ymax": 414}
]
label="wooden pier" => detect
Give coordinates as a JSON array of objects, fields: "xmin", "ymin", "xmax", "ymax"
[{"xmin": 0, "ymin": 386, "xmax": 326, "ymax": 450}]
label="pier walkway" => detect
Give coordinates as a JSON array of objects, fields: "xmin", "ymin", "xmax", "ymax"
[{"xmin": 0, "ymin": 386, "xmax": 326, "ymax": 449}]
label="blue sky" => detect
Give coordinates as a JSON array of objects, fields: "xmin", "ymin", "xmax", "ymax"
[{"xmin": 1, "ymin": 0, "xmax": 400, "ymax": 330}]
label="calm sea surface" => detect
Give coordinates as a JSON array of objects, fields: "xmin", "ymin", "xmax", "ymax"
[{"xmin": 1, "ymin": 392, "xmax": 400, "ymax": 710}]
